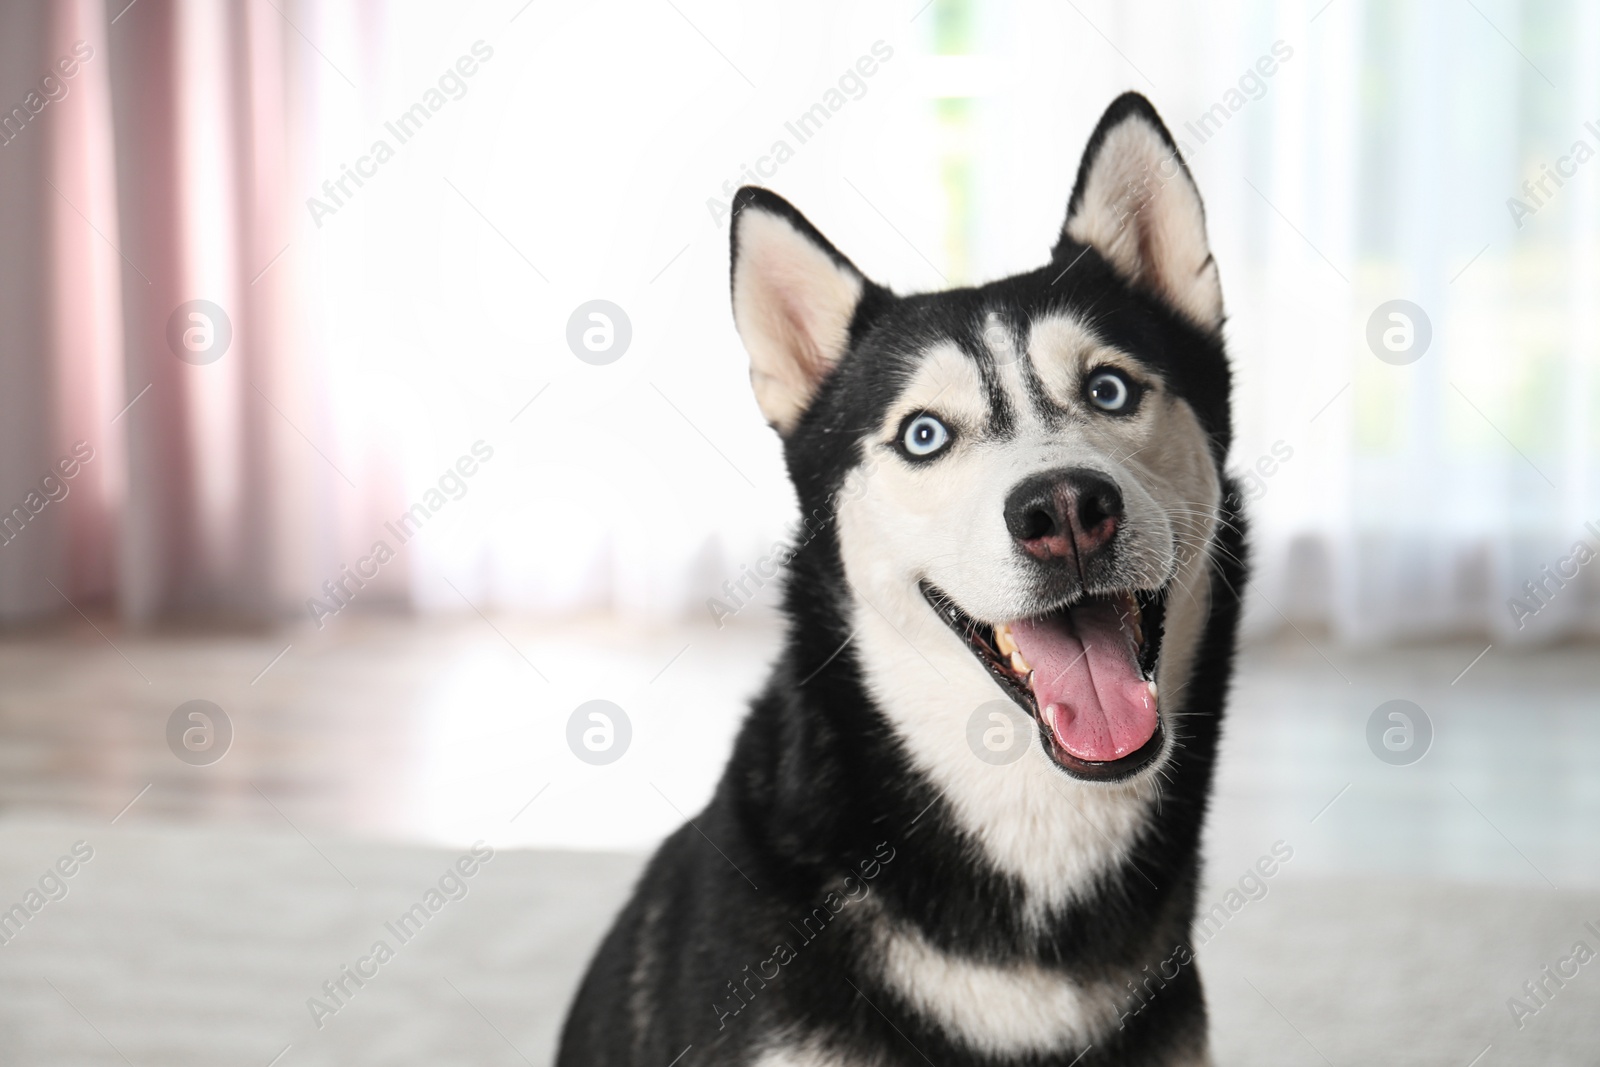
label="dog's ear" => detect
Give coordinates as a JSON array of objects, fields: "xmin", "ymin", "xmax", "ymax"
[
  {"xmin": 730, "ymin": 187, "xmax": 874, "ymax": 434},
  {"xmin": 1057, "ymin": 92, "xmax": 1223, "ymax": 334}
]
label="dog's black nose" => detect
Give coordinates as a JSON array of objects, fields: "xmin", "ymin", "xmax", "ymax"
[{"xmin": 1004, "ymin": 467, "xmax": 1123, "ymax": 563}]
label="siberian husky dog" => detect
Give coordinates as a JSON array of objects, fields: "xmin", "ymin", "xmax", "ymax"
[{"xmin": 558, "ymin": 92, "xmax": 1247, "ymax": 1067}]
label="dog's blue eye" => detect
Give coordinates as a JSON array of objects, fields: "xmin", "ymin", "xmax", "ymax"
[
  {"xmin": 901, "ymin": 414, "xmax": 951, "ymax": 458},
  {"xmin": 1086, "ymin": 369, "xmax": 1136, "ymax": 413}
]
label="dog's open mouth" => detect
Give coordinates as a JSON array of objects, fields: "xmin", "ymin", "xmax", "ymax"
[{"xmin": 921, "ymin": 582, "xmax": 1168, "ymax": 781}]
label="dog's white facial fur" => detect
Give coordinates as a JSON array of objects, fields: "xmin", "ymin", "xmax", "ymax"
[
  {"xmin": 728, "ymin": 110, "xmax": 1226, "ymax": 919},
  {"xmin": 868, "ymin": 314, "xmax": 1191, "ymax": 624},
  {"xmin": 835, "ymin": 314, "xmax": 1220, "ymax": 915}
]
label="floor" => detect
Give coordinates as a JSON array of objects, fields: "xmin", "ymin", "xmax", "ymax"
[
  {"xmin": 0, "ymin": 612, "xmax": 1596, "ymax": 1064},
  {"xmin": 0, "ymin": 819, "xmax": 1593, "ymax": 1067},
  {"xmin": 0, "ymin": 612, "xmax": 779, "ymax": 853},
  {"xmin": 3, "ymin": 611, "xmax": 1595, "ymax": 886}
]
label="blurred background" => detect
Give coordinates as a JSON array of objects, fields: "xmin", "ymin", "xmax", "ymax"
[{"xmin": 0, "ymin": 0, "xmax": 1595, "ymax": 1063}]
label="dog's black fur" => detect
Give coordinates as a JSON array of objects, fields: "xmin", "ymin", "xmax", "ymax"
[{"xmin": 557, "ymin": 92, "xmax": 1246, "ymax": 1067}]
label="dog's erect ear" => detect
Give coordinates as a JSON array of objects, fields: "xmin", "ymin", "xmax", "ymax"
[
  {"xmin": 730, "ymin": 187, "xmax": 872, "ymax": 434},
  {"xmin": 1057, "ymin": 92, "xmax": 1223, "ymax": 334}
]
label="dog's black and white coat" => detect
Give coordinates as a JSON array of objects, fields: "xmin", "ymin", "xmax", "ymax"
[{"xmin": 558, "ymin": 93, "xmax": 1247, "ymax": 1067}]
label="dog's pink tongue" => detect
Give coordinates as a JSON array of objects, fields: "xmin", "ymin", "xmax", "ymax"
[{"xmin": 1011, "ymin": 600, "xmax": 1156, "ymax": 762}]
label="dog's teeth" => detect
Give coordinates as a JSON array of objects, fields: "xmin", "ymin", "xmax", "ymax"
[
  {"xmin": 1009, "ymin": 650, "xmax": 1032, "ymax": 675},
  {"xmin": 1147, "ymin": 680, "xmax": 1159, "ymax": 705},
  {"xmin": 1121, "ymin": 594, "xmax": 1143, "ymax": 645},
  {"xmin": 994, "ymin": 624, "xmax": 1017, "ymax": 656}
]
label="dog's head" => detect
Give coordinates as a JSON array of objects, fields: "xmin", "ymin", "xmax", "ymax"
[{"xmin": 728, "ymin": 93, "xmax": 1231, "ymax": 786}]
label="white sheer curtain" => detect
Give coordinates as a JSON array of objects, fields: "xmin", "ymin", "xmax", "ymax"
[
  {"xmin": 317, "ymin": 0, "xmax": 1600, "ymax": 644},
  {"xmin": 1225, "ymin": 0, "xmax": 1600, "ymax": 646},
  {"xmin": 306, "ymin": 1, "xmax": 925, "ymax": 624}
]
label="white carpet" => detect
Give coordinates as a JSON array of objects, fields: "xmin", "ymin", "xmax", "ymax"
[{"xmin": 0, "ymin": 816, "xmax": 1593, "ymax": 1066}]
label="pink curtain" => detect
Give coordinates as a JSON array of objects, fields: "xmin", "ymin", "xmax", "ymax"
[
  {"xmin": 0, "ymin": 0, "xmax": 404, "ymax": 624},
  {"xmin": 0, "ymin": 0, "xmax": 119, "ymax": 619}
]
